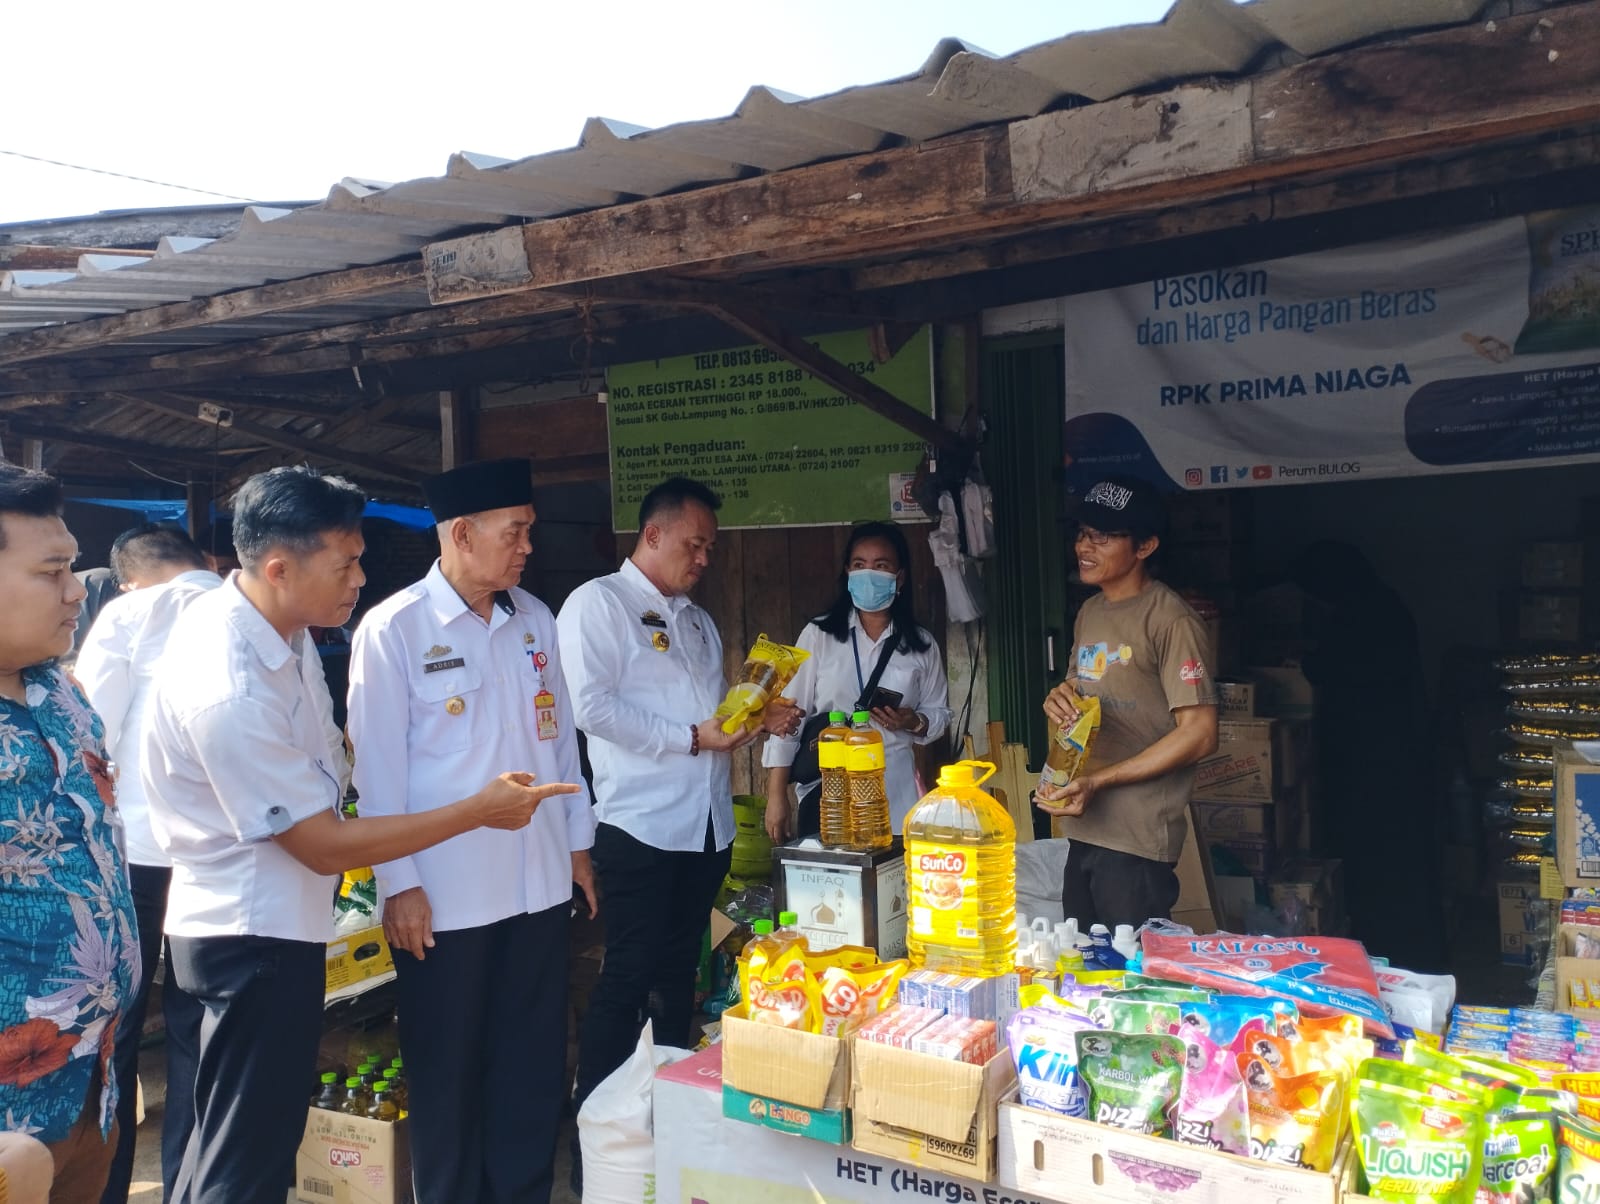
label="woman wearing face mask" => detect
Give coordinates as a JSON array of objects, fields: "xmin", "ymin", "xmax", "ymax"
[{"xmin": 763, "ymin": 522, "xmax": 951, "ymax": 843}]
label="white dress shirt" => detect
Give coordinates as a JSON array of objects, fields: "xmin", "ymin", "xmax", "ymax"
[
  {"xmin": 141, "ymin": 577, "xmax": 344, "ymax": 943},
  {"xmin": 346, "ymin": 563, "xmax": 596, "ymax": 932},
  {"xmin": 557, "ymin": 559, "xmax": 732, "ymax": 853},
  {"xmin": 762, "ymin": 613, "xmax": 952, "ymax": 829}
]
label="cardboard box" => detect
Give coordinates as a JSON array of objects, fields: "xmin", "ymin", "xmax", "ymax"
[
  {"xmin": 1557, "ymin": 746, "xmax": 1600, "ymax": 888},
  {"xmin": 1247, "ymin": 666, "xmax": 1315, "ymax": 718},
  {"xmin": 1525, "ymin": 543, "xmax": 1584, "ymax": 590},
  {"xmin": 1206, "ymin": 836, "xmax": 1276, "ymax": 881},
  {"xmin": 1519, "ymin": 592, "xmax": 1582, "ymax": 643},
  {"xmin": 850, "ymin": 1042, "xmax": 1014, "ymax": 1181},
  {"xmin": 1215, "ymin": 680, "xmax": 1257, "ymax": 720},
  {"xmin": 1194, "ymin": 798, "xmax": 1299, "ymax": 848},
  {"xmin": 998, "ymin": 1093, "xmax": 1348, "ymax": 1204},
  {"xmin": 722, "ymin": 1084, "xmax": 851, "ymax": 1144},
  {"xmin": 1270, "ymin": 858, "xmax": 1345, "ymax": 914},
  {"xmin": 324, "ymin": 926, "xmax": 394, "ymax": 998},
  {"xmin": 1175, "ymin": 810, "xmax": 1217, "ymax": 933},
  {"xmin": 721, "ymin": 1005, "xmax": 850, "ymax": 1112},
  {"xmin": 1498, "ymin": 881, "xmax": 1554, "ymax": 967},
  {"xmin": 1551, "ymin": 924, "xmax": 1600, "ymax": 1015},
  {"xmin": 1192, "ymin": 719, "xmax": 1308, "ymax": 803},
  {"xmin": 297, "ymin": 1109, "xmax": 411, "ymax": 1204}
]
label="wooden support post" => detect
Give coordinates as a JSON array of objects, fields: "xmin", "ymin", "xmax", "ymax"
[
  {"xmin": 19, "ymin": 439, "xmax": 43, "ymax": 471},
  {"xmin": 185, "ymin": 479, "xmax": 214, "ymax": 539},
  {"xmin": 439, "ymin": 388, "xmax": 474, "ymax": 470}
]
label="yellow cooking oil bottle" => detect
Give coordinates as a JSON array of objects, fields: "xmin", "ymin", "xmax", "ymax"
[
  {"xmin": 903, "ymin": 760, "xmax": 1016, "ymax": 975},
  {"xmin": 845, "ymin": 711, "xmax": 892, "ymax": 851},
  {"xmin": 817, "ymin": 711, "xmax": 854, "ymax": 847}
]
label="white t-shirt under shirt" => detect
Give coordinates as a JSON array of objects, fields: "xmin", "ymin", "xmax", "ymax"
[{"xmin": 1057, "ymin": 581, "xmax": 1217, "ymax": 864}]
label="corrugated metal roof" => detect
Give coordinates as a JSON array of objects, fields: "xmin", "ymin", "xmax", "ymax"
[{"xmin": 0, "ymin": 0, "xmax": 1495, "ymax": 351}]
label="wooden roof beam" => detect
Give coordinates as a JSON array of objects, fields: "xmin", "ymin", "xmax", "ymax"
[
  {"xmin": 0, "ymin": 418, "xmax": 227, "ymax": 470},
  {"xmin": 423, "ymin": 4, "xmax": 1600, "ymax": 299}
]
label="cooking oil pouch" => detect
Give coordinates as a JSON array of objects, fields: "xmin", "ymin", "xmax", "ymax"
[
  {"xmin": 1039, "ymin": 694, "xmax": 1102, "ymax": 792},
  {"xmin": 1477, "ymin": 1111, "xmax": 1556, "ymax": 1204},
  {"xmin": 1555, "ymin": 1111, "xmax": 1600, "ymax": 1204},
  {"xmin": 1008, "ymin": 1003, "xmax": 1102, "ymax": 1117},
  {"xmin": 1076, "ymin": 1031, "xmax": 1185, "ymax": 1137},
  {"xmin": 1354, "ymin": 1080, "xmax": 1484, "ymax": 1204},
  {"xmin": 715, "ymin": 635, "xmax": 809, "ymax": 734},
  {"xmin": 1239, "ymin": 1054, "xmax": 1348, "ymax": 1172},
  {"xmin": 1089, "ymin": 996, "xmax": 1182, "ymax": 1036},
  {"xmin": 1175, "ymin": 1027, "xmax": 1250, "ymax": 1154},
  {"xmin": 804, "ymin": 945, "xmax": 878, "ymax": 975},
  {"xmin": 817, "ymin": 959, "xmax": 906, "ymax": 1038},
  {"xmin": 745, "ymin": 945, "xmax": 819, "ymax": 1030}
]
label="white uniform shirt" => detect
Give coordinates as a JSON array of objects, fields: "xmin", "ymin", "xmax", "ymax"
[
  {"xmin": 79, "ymin": 571, "xmax": 353, "ymax": 870},
  {"xmin": 557, "ymin": 559, "xmax": 732, "ymax": 853},
  {"xmin": 762, "ymin": 614, "xmax": 953, "ymax": 829},
  {"xmin": 346, "ymin": 563, "xmax": 596, "ymax": 932},
  {"xmin": 141, "ymin": 577, "xmax": 344, "ymax": 943}
]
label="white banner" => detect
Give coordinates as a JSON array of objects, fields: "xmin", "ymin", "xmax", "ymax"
[{"xmin": 1062, "ymin": 208, "xmax": 1600, "ymax": 491}]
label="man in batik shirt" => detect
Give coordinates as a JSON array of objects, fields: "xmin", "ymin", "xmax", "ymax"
[{"xmin": 0, "ymin": 462, "xmax": 138, "ymax": 1203}]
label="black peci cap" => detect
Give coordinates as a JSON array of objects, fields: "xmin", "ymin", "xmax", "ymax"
[
  {"xmin": 1071, "ymin": 477, "xmax": 1169, "ymax": 541},
  {"xmin": 422, "ymin": 458, "xmax": 534, "ymax": 522}
]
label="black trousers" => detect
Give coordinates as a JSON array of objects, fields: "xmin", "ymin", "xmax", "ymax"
[
  {"xmin": 102, "ymin": 864, "xmax": 204, "ymax": 1204},
  {"xmin": 166, "ymin": 935, "xmax": 325, "ymax": 1204},
  {"xmin": 573, "ymin": 820, "xmax": 729, "ymax": 1106},
  {"xmin": 392, "ymin": 904, "xmax": 570, "ymax": 1204},
  {"xmin": 1061, "ymin": 840, "xmax": 1181, "ymax": 933}
]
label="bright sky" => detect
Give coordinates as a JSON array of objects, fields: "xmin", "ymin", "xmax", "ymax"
[{"xmin": 1, "ymin": 0, "xmax": 1179, "ymax": 226}]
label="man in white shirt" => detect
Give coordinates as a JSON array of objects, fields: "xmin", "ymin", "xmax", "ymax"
[
  {"xmin": 141, "ymin": 467, "xmax": 578, "ymax": 1204},
  {"xmin": 76, "ymin": 524, "xmax": 216, "ymax": 1204},
  {"xmin": 347, "ymin": 459, "xmax": 595, "ymax": 1204},
  {"xmin": 558, "ymin": 478, "xmax": 797, "ymax": 1128}
]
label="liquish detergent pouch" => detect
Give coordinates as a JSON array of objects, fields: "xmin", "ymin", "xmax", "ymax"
[
  {"xmin": 1180, "ymin": 997, "xmax": 1297, "ymax": 1048},
  {"xmin": 716, "ymin": 635, "xmax": 809, "ymax": 734},
  {"xmin": 1478, "ymin": 1111, "xmax": 1556, "ymax": 1204},
  {"xmin": 1008, "ymin": 1003, "xmax": 1102, "ymax": 1117},
  {"xmin": 817, "ymin": 960, "xmax": 906, "ymax": 1038},
  {"xmin": 1176, "ymin": 1027, "xmax": 1250, "ymax": 1154},
  {"xmin": 1359, "ymin": 1058, "xmax": 1493, "ymax": 1108},
  {"xmin": 1076, "ymin": 1031, "xmax": 1185, "ymax": 1137},
  {"xmin": 1239, "ymin": 1052, "xmax": 1348, "ymax": 1172},
  {"xmin": 1554, "ymin": 1111, "xmax": 1600, "ymax": 1204},
  {"xmin": 1141, "ymin": 930, "xmax": 1395, "ymax": 1039},
  {"xmin": 1354, "ymin": 1079, "xmax": 1485, "ymax": 1204},
  {"xmin": 1410, "ymin": 1045, "xmax": 1541, "ymax": 1110},
  {"xmin": 1089, "ymin": 996, "xmax": 1182, "ymax": 1037}
]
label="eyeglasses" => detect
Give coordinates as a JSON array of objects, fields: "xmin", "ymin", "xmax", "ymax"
[{"xmin": 1074, "ymin": 526, "xmax": 1130, "ymax": 547}]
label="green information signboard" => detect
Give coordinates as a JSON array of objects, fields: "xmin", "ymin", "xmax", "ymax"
[{"xmin": 605, "ymin": 326, "xmax": 935, "ymax": 530}]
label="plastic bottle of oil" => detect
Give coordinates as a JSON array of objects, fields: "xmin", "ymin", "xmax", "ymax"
[
  {"xmin": 845, "ymin": 711, "xmax": 892, "ymax": 851},
  {"xmin": 312, "ymin": 1071, "xmax": 341, "ymax": 1111},
  {"xmin": 339, "ymin": 1076, "xmax": 370, "ymax": 1117},
  {"xmin": 903, "ymin": 760, "xmax": 1016, "ymax": 975},
  {"xmin": 816, "ymin": 711, "xmax": 854, "ymax": 847},
  {"xmin": 368, "ymin": 1081, "xmax": 400, "ymax": 1124}
]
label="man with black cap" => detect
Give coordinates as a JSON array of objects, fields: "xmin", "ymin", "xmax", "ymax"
[
  {"xmin": 1035, "ymin": 477, "xmax": 1219, "ymax": 932},
  {"xmin": 347, "ymin": 458, "xmax": 594, "ymax": 1204}
]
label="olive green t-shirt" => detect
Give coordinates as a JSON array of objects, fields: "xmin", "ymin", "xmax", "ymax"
[{"xmin": 1058, "ymin": 580, "xmax": 1217, "ymax": 863}]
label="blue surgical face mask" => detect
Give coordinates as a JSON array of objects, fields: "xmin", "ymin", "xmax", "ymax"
[{"xmin": 847, "ymin": 568, "xmax": 899, "ymax": 614}]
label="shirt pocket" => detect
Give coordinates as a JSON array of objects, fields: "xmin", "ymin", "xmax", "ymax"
[{"xmin": 411, "ymin": 664, "xmax": 486, "ymax": 754}]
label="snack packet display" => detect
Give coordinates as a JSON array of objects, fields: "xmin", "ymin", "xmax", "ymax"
[
  {"xmin": 1478, "ymin": 1111, "xmax": 1556, "ymax": 1204},
  {"xmin": 1353, "ymin": 1079, "xmax": 1485, "ymax": 1204},
  {"xmin": 1239, "ymin": 1053, "xmax": 1348, "ymax": 1172},
  {"xmin": 1175, "ymin": 1028, "xmax": 1250, "ymax": 1154},
  {"xmin": 1008, "ymin": 1003, "xmax": 1102, "ymax": 1117},
  {"xmin": 1140, "ymin": 930, "xmax": 1395, "ymax": 1038},
  {"xmin": 1039, "ymin": 693, "xmax": 1102, "ymax": 793},
  {"xmin": 715, "ymin": 635, "xmax": 809, "ymax": 733},
  {"xmin": 1076, "ymin": 1032, "xmax": 1185, "ymax": 1136},
  {"xmin": 816, "ymin": 960, "xmax": 906, "ymax": 1038}
]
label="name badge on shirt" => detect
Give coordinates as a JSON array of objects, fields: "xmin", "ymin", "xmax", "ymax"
[
  {"xmin": 423, "ymin": 657, "xmax": 466, "ymax": 674},
  {"xmin": 641, "ymin": 610, "xmax": 667, "ymax": 628},
  {"xmin": 535, "ymin": 690, "xmax": 559, "ymax": 741}
]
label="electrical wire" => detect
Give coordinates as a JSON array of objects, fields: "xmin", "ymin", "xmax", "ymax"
[
  {"xmin": 0, "ymin": 148, "xmax": 256, "ymax": 203},
  {"xmin": 127, "ymin": 460, "xmax": 188, "ymax": 488},
  {"xmin": 954, "ymin": 621, "xmax": 983, "ymax": 751}
]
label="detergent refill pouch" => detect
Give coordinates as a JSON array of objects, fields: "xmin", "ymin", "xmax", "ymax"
[
  {"xmin": 1354, "ymin": 1079, "xmax": 1485, "ymax": 1204},
  {"xmin": 1175, "ymin": 1028, "xmax": 1250, "ymax": 1155},
  {"xmin": 1077, "ymin": 1031, "xmax": 1185, "ymax": 1137}
]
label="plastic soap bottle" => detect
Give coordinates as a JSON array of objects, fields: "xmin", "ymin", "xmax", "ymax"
[
  {"xmin": 817, "ymin": 711, "xmax": 854, "ymax": 847},
  {"xmin": 845, "ymin": 711, "xmax": 892, "ymax": 851},
  {"xmin": 1112, "ymin": 924, "xmax": 1140, "ymax": 966},
  {"xmin": 903, "ymin": 760, "xmax": 1016, "ymax": 975}
]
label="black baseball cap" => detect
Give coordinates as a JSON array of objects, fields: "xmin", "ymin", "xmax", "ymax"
[{"xmin": 1070, "ymin": 477, "xmax": 1168, "ymax": 541}]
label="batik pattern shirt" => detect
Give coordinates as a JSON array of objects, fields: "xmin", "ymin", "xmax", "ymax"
[{"xmin": 0, "ymin": 665, "xmax": 138, "ymax": 1142}]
